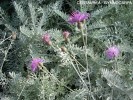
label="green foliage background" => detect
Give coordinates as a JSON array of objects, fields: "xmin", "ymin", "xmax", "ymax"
[{"xmin": 0, "ymin": 0, "xmax": 133, "ymax": 100}]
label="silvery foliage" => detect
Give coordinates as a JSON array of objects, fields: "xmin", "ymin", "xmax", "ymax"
[{"xmin": 0, "ymin": 0, "xmax": 133, "ymax": 100}]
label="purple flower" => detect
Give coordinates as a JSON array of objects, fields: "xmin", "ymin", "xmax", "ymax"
[
  {"xmin": 105, "ymin": 46, "xmax": 120, "ymax": 59},
  {"xmin": 30, "ymin": 58, "xmax": 44, "ymax": 72},
  {"xmin": 42, "ymin": 33, "xmax": 52, "ymax": 45},
  {"xmin": 62, "ymin": 31, "xmax": 70, "ymax": 39},
  {"xmin": 68, "ymin": 11, "xmax": 90, "ymax": 24}
]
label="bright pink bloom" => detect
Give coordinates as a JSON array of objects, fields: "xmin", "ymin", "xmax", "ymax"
[
  {"xmin": 30, "ymin": 58, "xmax": 43, "ymax": 72},
  {"xmin": 68, "ymin": 11, "xmax": 90, "ymax": 24},
  {"xmin": 42, "ymin": 33, "xmax": 51, "ymax": 45},
  {"xmin": 62, "ymin": 31, "xmax": 70, "ymax": 39},
  {"xmin": 105, "ymin": 46, "xmax": 120, "ymax": 59}
]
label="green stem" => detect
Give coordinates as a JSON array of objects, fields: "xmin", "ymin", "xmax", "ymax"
[
  {"xmin": 1, "ymin": 39, "xmax": 14, "ymax": 71},
  {"xmin": 70, "ymin": 59, "xmax": 88, "ymax": 88},
  {"xmin": 40, "ymin": 65, "xmax": 74, "ymax": 92},
  {"xmin": 80, "ymin": 22, "xmax": 96, "ymax": 100}
]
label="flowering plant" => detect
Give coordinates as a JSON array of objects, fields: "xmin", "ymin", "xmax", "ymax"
[
  {"xmin": 68, "ymin": 11, "xmax": 90, "ymax": 24},
  {"xmin": 0, "ymin": 0, "xmax": 133, "ymax": 100}
]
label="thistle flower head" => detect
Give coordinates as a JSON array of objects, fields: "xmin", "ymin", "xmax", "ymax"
[
  {"xmin": 105, "ymin": 46, "xmax": 120, "ymax": 59},
  {"xmin": 62, "ymin": 31, "xmax": 70, "ymax": 39},
  {"xmin": 30, "ymin": 58, "xmax": 44, "ymax": 72},
  {"xmin": 42, "ymin": 33, "xmax": 52, "ymax": 45},
  {"xmin": 68, "ymin": 11, "xmax": 90, "ymax": 24}
]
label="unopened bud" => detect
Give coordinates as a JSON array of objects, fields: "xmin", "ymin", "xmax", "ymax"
[
  {"xmin": 62, "ymin": 31, "xmax": 70, "ymax": 40},
  {"xmin": 61, "ymin": 46, "xmax": 67, "ymax": 52},
  {"xmin": 77, "ymin": 22, "xmax": 84, "ymax": 29},
  {"xmin": 42, "ymin": 33, "xmax": 52, "ymax": 45}
]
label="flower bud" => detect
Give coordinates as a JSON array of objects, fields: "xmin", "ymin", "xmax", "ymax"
[
  {"xmin": 62, "ymin": 31, "xmax": 70, "ymax": 40},
  {"xmin": 42, "ymin": 33, "xmax": 52, "ymax": 45},
  {"xmin": 61, "ymin": 46, "xmax": 67, "ymax": 52},
  {"xmin": 77, "ymin": 22, "xmax": 84, "ymax": 29}
]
